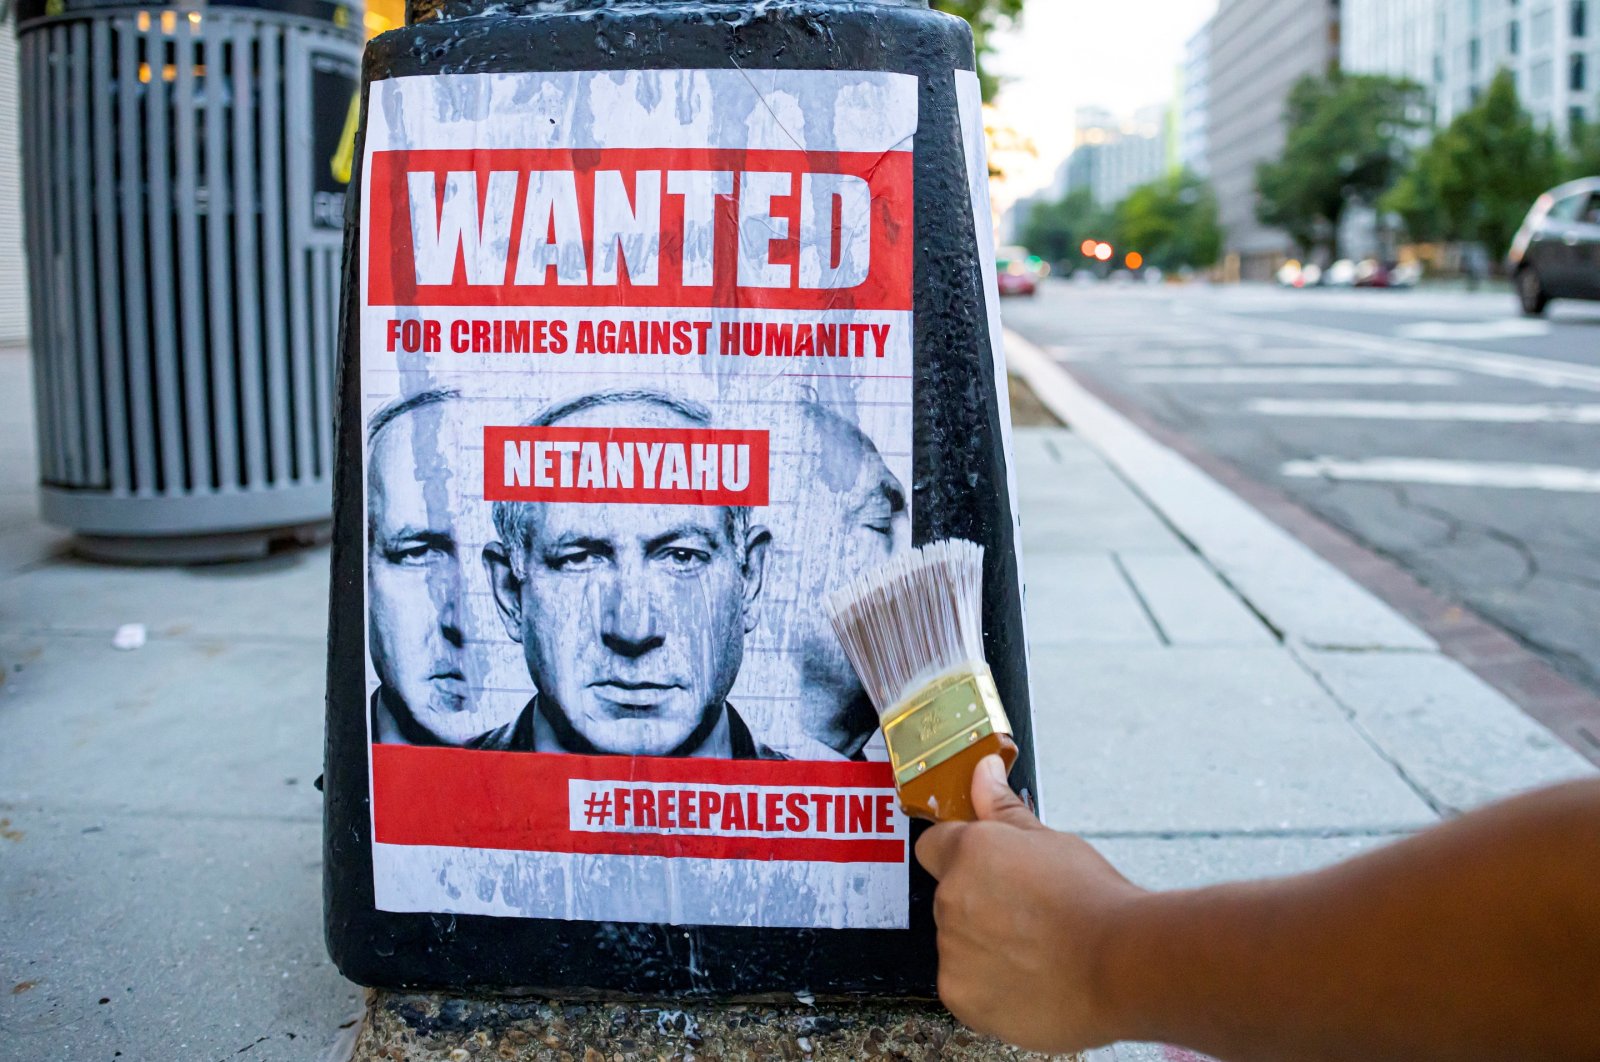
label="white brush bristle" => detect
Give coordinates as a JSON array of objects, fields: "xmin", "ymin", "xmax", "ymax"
[{"xmin": 824, "ymin": 538, "xmax": 987, "ymax": 720}]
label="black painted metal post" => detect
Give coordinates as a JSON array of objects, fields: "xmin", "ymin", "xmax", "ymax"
[{"xmin": 325, "ymin": 0, "xmax": 1036, "ymax": 1006}]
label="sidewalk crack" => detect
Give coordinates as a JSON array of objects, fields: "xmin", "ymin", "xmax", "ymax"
[
  {"xmin": 1288, "ymin": 644, "xmax": 1453, "ymax": 820},
  {"xmin": 1110, "ymin": 552, "xmax": 1170, "ymax": 647},
  {"xmin": 1048, "ymin": 398, "xmax": 1285, "ymax": 645},
  {"xmin": 1392, "ymin": 484, "xmax": 1539, "ymax": 590}
]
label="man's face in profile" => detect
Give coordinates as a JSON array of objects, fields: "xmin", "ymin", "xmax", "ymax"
[
  {"xmin": 368, "ymin": 404, "xmax": 482, "ymax": 745},
  {"xmin": 783, "ymin": 405, "xmax": 910, "ymax": 744},
  {"xmin": 487, "ymin": 402, "xmax": 769, "ymax": 756}
]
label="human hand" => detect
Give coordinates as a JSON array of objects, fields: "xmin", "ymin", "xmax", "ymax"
[{"xmin": 915, "ymin": 755, "xmax": 1146, "ymax": 1054}]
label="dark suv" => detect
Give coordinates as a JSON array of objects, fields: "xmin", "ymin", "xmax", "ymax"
[{"xmin": 1509, "ymin": 177, "xmax": 1600, "ymax": 315}]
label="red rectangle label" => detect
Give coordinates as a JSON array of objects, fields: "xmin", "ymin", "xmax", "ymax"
[
  {"xmin": 372, "ymin": 746, "xmax": 906, "ymax": 863},
  {"xmin": 483, "ymin": 426, "xmax": 770, "ymax": 506},
  {"xmin": 365, "ymin": 147, "xmax": 914, "ymax": 312}
]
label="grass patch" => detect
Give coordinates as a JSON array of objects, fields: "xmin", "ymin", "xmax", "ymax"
[{"xmin": 1008, "ymin": 372, "xmax": 1065, "ymax": 428}]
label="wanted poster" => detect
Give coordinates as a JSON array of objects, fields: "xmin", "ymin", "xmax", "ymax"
[{"xmin": 359, "ymin": 70, "xmax": 918, "ymax": 929}]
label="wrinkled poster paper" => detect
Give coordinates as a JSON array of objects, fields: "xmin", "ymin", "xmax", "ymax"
[{"xmin": 360, "ymin": 70, "xmax": 917, "ymax": 928}]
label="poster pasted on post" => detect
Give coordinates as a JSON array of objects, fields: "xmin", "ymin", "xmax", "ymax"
[{"xmin": 360, "ymin": 70, "xmax": 918, "ymax": 929}]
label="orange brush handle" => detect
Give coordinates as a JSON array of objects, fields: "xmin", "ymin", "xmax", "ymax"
[{"xmin": 896, "ymin": 732, "xmax": 1019, "ymax": 823}]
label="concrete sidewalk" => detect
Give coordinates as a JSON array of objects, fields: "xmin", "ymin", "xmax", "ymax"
[
  {"xmin": 0, "ymin": 344, "xmax": 362, "ymax": 1062},
  {"xmin": 1006, "ymin": 327, "xmax": 1596, "ymax": 1061},
  {"xmin": 1011, "ymin": 326, "xmax": 1594, "ymax": 857},
  {"xmin": 1, "ymin": 334, "xmax": 1594, "ymax": 1061}
]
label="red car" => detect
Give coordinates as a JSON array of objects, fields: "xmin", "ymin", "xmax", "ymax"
[{"xmin": 996, "ymin": 246, "xmax": 1049, "ymax": 297}]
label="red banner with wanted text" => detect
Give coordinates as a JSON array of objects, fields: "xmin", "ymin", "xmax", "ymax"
[{"xmin": 366, "ymin": 147, "xmax": 914, "ymax": 312}]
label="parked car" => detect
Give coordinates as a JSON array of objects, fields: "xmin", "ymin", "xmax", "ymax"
[
  {"xmin": 996, "ymin": 246, "xmax": 1049, "ymax": 296},
  {"xmin": 1323, "ymin": 259, "xmax": 1359, "ymax": 287},
  {"xmin": 1354, "ymin": 258, "xmax": 1394, "ymax": 288},
  {"xmin": 1276, "ymin": 260, "xmax": 1323, "ymax": 288},
  {"xmin": 1508, "ymin": 177, "xmax": 1600, "ymax": 316}
]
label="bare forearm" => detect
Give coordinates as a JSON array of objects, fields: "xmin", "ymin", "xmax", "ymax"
[{"xmin": 1099, "ymin": 780, "xmax": 1600, "ymax": 1062}]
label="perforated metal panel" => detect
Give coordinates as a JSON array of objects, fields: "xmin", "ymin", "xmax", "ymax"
[
  {"xmin": 16, "ymin": 4, "xmax": 359, "ymax": 542},
  {"xmin": 0, "ymin": 33, "xmax": 28, "ymax": 344}
]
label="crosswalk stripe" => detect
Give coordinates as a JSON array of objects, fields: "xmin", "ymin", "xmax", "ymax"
[
  {"xmin": 1282, "ymin": 457, "xmax": 1600, "ymax": 492},
  {"xmin": 1109, "ymin": 351, "xmax": 1373, "ymax": 367},
  {"xmin": 1395, "ymin": 319, "xmax": 1553, "ymax": 340},
  {"xmin": 1211, "ymin": 313, "xmax": 1600, "ymax": 391},
  {"xmin": 1246, "ymin": 399, "xmax": 1600, "ymax": 423},
  {"xmin": 1127, "ymin": 368, "xmax": 1460, "ymax": 385}
]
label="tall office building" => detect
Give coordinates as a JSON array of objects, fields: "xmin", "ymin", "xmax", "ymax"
[
  {"xmin": 1099, "ymin": 105, "xmax": 1170, "ymax": 205},
  {"xmin": 1344, "ymin": 0, "xmax": 1599, "ymax": 139},
  {"xmin": 1065, "ymin": 105, "xmax": 1121, "ymax": 200},
  {"xmin": 1336, "ymin": 0, "xmax": 1437, "ymax": 259},
  {"xmin": 1342, "ymin": 0, "xmax": 1438, "ymax": 89},
  {"xmin": 1206, "ymin": 0, "xmax": 1342, "ymax": 279},
  {"xmin": 1060, "ymin": 105, "xmax": 1171, "ymax": 208},
  {"xmin": 1180, "ymin": 19, "xmax": 1213, "ymax": 178}
]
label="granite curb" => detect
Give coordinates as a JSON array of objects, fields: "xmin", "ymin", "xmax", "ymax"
[{"xmin": 347, "ymin": 993, "xmax": 1081, "ymax": 1062}]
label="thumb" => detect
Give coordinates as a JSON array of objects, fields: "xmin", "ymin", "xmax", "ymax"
[
  {"xmin": 972, "ymin": 753, "xmax": 1041, "ymax": 829},
  {"xmin": 914, "ymin": 821, "xmax": 966, "ymax": 881}
]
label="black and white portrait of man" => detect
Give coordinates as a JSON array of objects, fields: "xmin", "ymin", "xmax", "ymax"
[
  {"xmin": 480, "ymin": 389, "xmax": 781, "ymax": 760},
  {"xmin": 760, "ymin": 400, "xmax": 910, "ymax": 760},
  {"xmin": 365, "ymin": 388, "xmax": 495, "ymax": 747}
]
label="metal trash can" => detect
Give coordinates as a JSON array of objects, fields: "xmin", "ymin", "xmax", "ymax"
[{"xmin": 14, "ymin": 0, "xmax": 362, "ymax": 562}]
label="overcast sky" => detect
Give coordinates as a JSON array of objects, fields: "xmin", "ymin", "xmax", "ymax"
[{"xmin": 986, "ymin": 0, "xmax": 1217, "ymax": 211}]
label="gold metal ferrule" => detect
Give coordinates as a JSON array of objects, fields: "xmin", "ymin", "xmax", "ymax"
[{"xmin": 881, "ymin": 665, "xmax": 1012, "ymax": 787}]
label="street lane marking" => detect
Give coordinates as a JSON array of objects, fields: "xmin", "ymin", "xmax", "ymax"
[
  {"xmin": 1246, "ymin": 399, "xmax": 1600, "ymax": 423},
  {"xmin": 1397, "ymin": 319, "xmax": 1552, "ymax": 340},
  {"xmin": 1127, "ymin": 368, "xmax": 1460, "ymax": 385},
  {"xmin": 1282, "ymin": 457, "xmax": 1600, "ymax": 493},
  {"xmin": 1109, "ymin": 351, "xmax": 1373, "ymax": 367},
  {"xmin": 1231, "ymin": 349, "xmax": 1370, "ymax": 363},
  {"xmin": 1210, "ymin": 314, "xmax": 1600, "ymax": 391},
  {"xmin": 1051, "ymin": 353, "xmax": 1119, "ymax": 365}
]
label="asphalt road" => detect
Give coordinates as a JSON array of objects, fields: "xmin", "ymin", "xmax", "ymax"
[{"xmin": 1002, "ymin": 279, "xmax": 1600, "ymax": 698}]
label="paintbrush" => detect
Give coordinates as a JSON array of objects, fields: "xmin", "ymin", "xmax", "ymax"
[{"xmin": 825, "ymin": 539, "xmax": 1018, "ymax": 822}]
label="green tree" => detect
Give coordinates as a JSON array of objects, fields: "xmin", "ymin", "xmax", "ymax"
[
  {"xmin": 1115, "ymin": 170, "xmax": 1224, "ymax": 271},
  {"xmin": 933, "ymin": 0, "xmax": 1024, "ymax": 100},
  {"xmin": 1380, "ymin": 154, "xmax": 1447, "ymax": 243},
  {"xmin": 1384, "ymin": 70, "xmax": 1562, "ymax": 263},
  {"xmin": 1563, "ymin": 106, "xmax": 1600, "ymax": 180},
  {"xmin": 1255, "ymin": 72, "xmax": 1429, "ymax": 260},
  {"xmin": 1017, "ymin": 188, "xmax": 1115, "ymax": 267}
]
